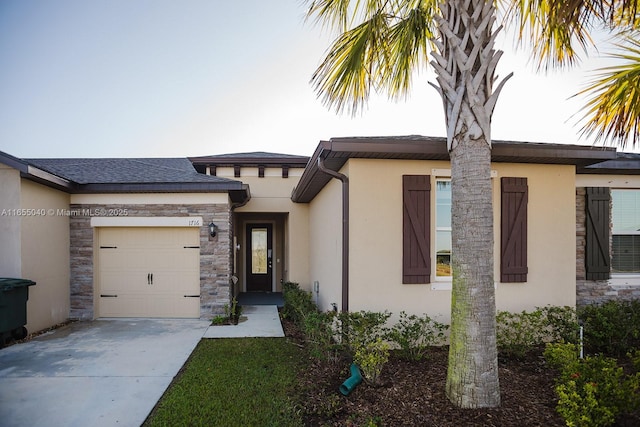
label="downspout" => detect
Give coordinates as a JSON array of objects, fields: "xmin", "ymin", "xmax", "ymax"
[
  {"xmin": 317, "ymin": 156, "xmax": 349, "ymax": 312},
  {"xmin": 230, "ymin": 185, "xmax": 251, "ymax": 296}
]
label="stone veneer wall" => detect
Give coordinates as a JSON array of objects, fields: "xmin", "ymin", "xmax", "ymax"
[
  {"xmin": 69, "ymin": 203, "xmax": 232, "ymax": 320},
  {"xmin": 575, "ymin": 188, "xmax": 640, "ymax": 306}
]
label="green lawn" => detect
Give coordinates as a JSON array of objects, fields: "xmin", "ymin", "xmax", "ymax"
[{"xmin": 143, "ymin": 338, "xmax": 305, "ymax": 427}]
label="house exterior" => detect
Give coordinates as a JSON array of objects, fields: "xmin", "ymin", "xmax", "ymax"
[{"xmin": 1, "ymin": 136, "xmax": 638, "ymax": 333}]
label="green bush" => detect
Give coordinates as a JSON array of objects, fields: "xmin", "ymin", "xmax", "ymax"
[
  {"xmin": 354, "ymin": 338, "xmax": 390, "ymax": 385},
  {"xmin": 386, "ymin": 311, "xmax": 448, "ymax": 361},
  {"xmin": 579, "ymin": 300, "xmax": 640, "ymax": 357},
  {"xmin": 496, "ymin": 306, "xmax": 578, "ymax": 358},
  {"xmin": 543, "ymin": 305, "xmax": 580, "ymax": 343},
  {"xmin": 337, "ymin": 310, "xmax": 391, "ymax": 352},
  {"xmin": 544, "ymin": 343, "xmax": 640, "ymax": 427},
  {"xmin": 303, "ymin": 310, "xmax": 342, "ymax": 362},
  {"xmin": 282, "ymin": 282, "xmax": 316, "ymax": 325}
]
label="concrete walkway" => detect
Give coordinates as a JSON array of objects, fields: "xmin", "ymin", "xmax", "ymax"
[
  {"xmin": 202, "ymin": 305, "xmax": 284, "ymax": 338},
  {"xmin": 0, "ymin": 306, "xmax": 284, "ymax": 427}
]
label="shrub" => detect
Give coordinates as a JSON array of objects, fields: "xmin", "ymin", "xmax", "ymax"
[
  {"xmin": 353, "ymin": 338, "xmax": 390, "ymax": 385},
  {"xmin": 579, "ymin": 300, "xmax": 640, "ymax": 357},
  {"xmin": 386, "ymin": 311, "xmax": 449, "ymax": 361},
  {"xmin": 303, "ymin": 310, "xmax": 342, "ymax": 362},
  {"xmin": 282, "ymin": 282, "xmax": 316, "ymax": 325},
  {"xmin": 544, "ymin": 343, "xmax": 640, "ymax": 427},
  {"xmin": 543, "ymin": 305, "xmax": 580, "ymax": 344},
  {"xmin": 496, "ymin": 306, "xmax": 578, "ymax": 358},
  {"xmin": 336, "ymin": 310, "xmax": 391, "ymax": 352}
]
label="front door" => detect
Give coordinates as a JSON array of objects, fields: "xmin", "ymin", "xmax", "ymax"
[{"xmin": 246, "ymin": 223, "xmax": 273, "ymax": 292}]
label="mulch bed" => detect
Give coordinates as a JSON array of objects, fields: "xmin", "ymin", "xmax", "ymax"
[{"xmin": 282, "ymin": 318, "xmax": 640, "ymax": 427}]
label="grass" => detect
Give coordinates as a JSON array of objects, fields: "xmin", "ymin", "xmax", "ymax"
[{"xmin": 143, "ymin": 338, "xmax": 305, "ymax": 427}]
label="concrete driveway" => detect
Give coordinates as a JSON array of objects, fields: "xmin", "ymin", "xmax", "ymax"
[{"xmin": 0, "ymin": 318, "xmax": 210, "ymax": 427}]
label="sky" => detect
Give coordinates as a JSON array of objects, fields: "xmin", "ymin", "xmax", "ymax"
[{"xmin": 0, "ymin": 0, "xmax": 632, "ymax": 159}]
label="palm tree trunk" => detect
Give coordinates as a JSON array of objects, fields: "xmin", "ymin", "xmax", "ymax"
[
  {"xmin": 429, "ymin": 0, "xmax": 510, "ymax": 408},
  {"xmin": 447, "ymin": 139, "xmax": 500, "ymax": 408}
]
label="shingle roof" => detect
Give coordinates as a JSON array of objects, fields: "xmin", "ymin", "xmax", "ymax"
[
  {"xmin": 19, "ymin": 157, "xmax": 249, "ymax": 200},
  {"xmin": 25, "ymin": 157, "xmax": 237, "ymax": 185}
]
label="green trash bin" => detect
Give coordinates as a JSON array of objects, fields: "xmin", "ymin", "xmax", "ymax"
[{"xmin": 0, "ymin": 278, "xmax": 36, "ymax": 342}]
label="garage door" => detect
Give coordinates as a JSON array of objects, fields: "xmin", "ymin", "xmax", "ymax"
[{"xmin": 97, "ymin": 227, "xmax": 200, "ymax": 318}]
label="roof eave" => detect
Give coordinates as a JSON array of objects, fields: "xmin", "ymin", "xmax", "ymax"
[
  {"xmin": 189, "ymin": 156, "xmax": 310, "ymax": 167},
  {"xmin": 71, "ymin": 181, "xmax": 247, "ymax": 194},
  {"xmin": 292, "ymin": 137, "xmax": 619, "ymax": 203}
]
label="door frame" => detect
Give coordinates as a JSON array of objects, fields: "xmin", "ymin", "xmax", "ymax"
[
  {"xmin": 238, "ymin": 217, "xmax": 282, "ymax": 293},
  {"xmin": 245, "ymin": 222, "xmax": 274, "ymax": 292},
  {"xmin": 242, "ymin": 219, "xmax": 278, "ymax": 292}
]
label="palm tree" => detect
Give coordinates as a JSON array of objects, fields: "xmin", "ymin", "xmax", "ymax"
[
  {"xmin": 304, "ymin": 0, "xmax": 638, "ymax": 409},
  {"xmin": 504, "ymin": 0, "xmax": 640, "ymax": 148},
  {"xmin": 575, "ymin": 36, "xmax": 640, "ymax": 149}
]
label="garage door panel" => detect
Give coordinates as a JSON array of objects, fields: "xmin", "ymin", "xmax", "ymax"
[
  {"xmin": 148, "ymin": 296, "xmax": 200, "ymax": 318},
  {"xmin": 99, "ymin": 271, "xmax": 151, "ymax": 294},
  {"xmin": 100, "ymin": 295, "xmax": 148, "ymax": 318},
  {"xmin": 97, "ymin": 227, "xmax": 201, "ymax": 318},
  {"xmin": 153, "ymin": 272, "xmax": 200, "ymax": 294}
]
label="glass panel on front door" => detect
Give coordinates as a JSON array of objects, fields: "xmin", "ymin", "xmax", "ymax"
[
  {"xmin": 246, "ymin": 223, "xmax": 273, "ymax": 292},
  {"xmin": 251, "ymin": 228, "xmax": 268, "ymax": 274}
]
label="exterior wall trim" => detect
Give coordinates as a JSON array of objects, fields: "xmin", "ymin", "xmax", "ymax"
[{"xmin": 91, "ymin": 216, "xmax": 203, "ymax": 227}]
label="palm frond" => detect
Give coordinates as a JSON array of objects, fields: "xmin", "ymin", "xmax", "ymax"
[
  {"xmin": 501, "ymin": 0, "xmax": 601, "ymax": 69},
  {"xmin": 311, "ymin": 10, "xmax": 391, "ymax": 114},
  {"xmin": 306, "ymin": 0, "xmax": 438, "ymax": 114},
  {"xmin": 305, "ymin": 0, "xmax": 353, "ymax": 31},
  {"xmin": 575, "ymin": 37, "xmax": 640, "ymax": 148},
  {"xmin": 385, "ymin": 4, "xmax": 438, "ymax": 96}
]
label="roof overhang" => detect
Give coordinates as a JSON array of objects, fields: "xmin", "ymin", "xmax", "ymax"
[
  {"xmin": 0, "ymin": 150, "xmax": 76, "ymax": 192},
  {"xmin": 72, "ymin": 181, "xmax": 251, "ymax": 201},
  {"xmin": 189, "ymin": 155, "xmax": 310, "ymax": 167},
  {"xmin": 291, "ymin": 136, "xmax": 618, "ymax": 203},
  {"xmin": 578, "ymin": 152, "xmax": 640, "ymax": 175}
]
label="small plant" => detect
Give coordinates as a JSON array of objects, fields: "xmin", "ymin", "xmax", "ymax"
[
  {"xmin": 211, "ymin": 315, "xmax": 227, "ymax": 326},
  {"xmin": 544, "ymin": 343, "xmax": 640, "ymax": 427},
  {"xmin": 303, "ymin": 310, "xmax": 342, "ymax": 362},
  {"xmin": 386, "ymin": 311, "xmax": 448, "ymax": 361},
  {"xmin": 496, "ymin": 306, "xmax": 579, "ymax": 359},
  {"xmin": 223, "ymin": 297, "xmax": 242, "ymax": 324},
  {"xmin": 230, "ymin": 297, "xmax": 241, "ymax": 316},
  {"xmin": 337, "ymin": 310, "xmax": 391, "ymax": 352},
  {"xmin": 496, "ymin": 309, "xmax": 545, "ymax": 358},
  {"xmin": 353, "ymin": 338, "xmax": 390, "ymax": 386},
  {"xmin": 579, "ymin": 300, "xmax": 640, "ymax": 357},
  {"xmin": 543, "ymin": 305, "xmax": 580, "ymax": 344},
  {"xmin": 282, "ymin": 281, "xmax": 316, "ymax": 325}
]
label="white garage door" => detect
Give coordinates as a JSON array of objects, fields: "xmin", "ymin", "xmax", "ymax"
[{"xmin": 97, "ymin": 227, "xmax": 200, "ymax": 318}]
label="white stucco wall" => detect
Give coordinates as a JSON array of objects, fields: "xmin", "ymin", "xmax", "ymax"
[
  {"xmin": 309, "ymin": 158, "xmax": 577, "ymax": 323},
  {"xmin": 20, "ymin": 180, "xmax": 71, "ymax": 333},
  {"xmin": 308, "ymin": 169, "xmax": 345, "ymax": 309},
  {"xmin": 0, "ymin": 165, "xmax": 22, "ymax": 277},
  {"xmin": 235, "ymin": 170, "xmax": 310, "ymax": 290}
]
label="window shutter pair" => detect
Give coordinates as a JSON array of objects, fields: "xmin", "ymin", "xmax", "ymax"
[
  {"xmin": 401, "ymin": 175, "xmax": 529, "ymax": 284},
  {"xmin": 585, "ymin": 187, "xmax": 611, "ymax": 280}
]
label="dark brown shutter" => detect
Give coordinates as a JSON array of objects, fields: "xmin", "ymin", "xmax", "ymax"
[
  {"xmin": 585, "ymin": 187, "xmax": 611, "ymax": 280},
  {"xmin": 501, "ymin": 177, "xmax": 528, "ymax": 282},
  {"xmin": 403, "ymin": 175, "xmax": 431, "ymax": 284}
]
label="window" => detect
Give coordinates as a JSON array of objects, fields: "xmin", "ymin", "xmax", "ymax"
[
  {"xmin": 612, "ymin": 190, "xmax": 640, "ymax": 274},
  {"xmin": 435, "ymin": 179, "xmax": 452, "ymax": 278}
]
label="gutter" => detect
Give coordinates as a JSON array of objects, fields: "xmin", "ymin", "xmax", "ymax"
[{"xmin": 317, "ymin": 155, "xmax": 349, "ymax": 312}]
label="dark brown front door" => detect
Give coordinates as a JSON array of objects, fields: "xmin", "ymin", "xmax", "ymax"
[{"xmin": 246, "ymin": 223, "xmax": 273, "ymax": 292}]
